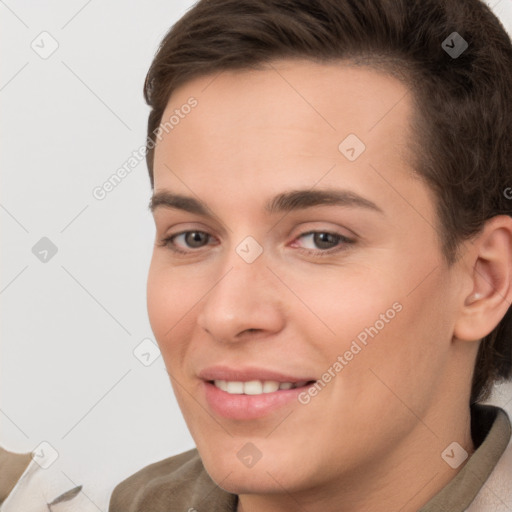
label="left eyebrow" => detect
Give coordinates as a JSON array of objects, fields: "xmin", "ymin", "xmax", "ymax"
[
  {"xmin": 148, "ymin": 188, "xmax": 383, "ymax": 216},
  {"xmin": 264, "ymin": 188, "xmax": 384, "ymax": 215}
]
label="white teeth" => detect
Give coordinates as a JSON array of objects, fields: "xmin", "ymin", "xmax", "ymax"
[
  {"xmin": 262, "ymin": 381, "xmax": 280, "ymax": 393},
  {"xmin": 225, "ymin": 381, "xmax": 244, "ymax": 394},
  {"xmin": 214, "ymin": 380, "xmax": 228, "ymax": 392},
  {"xmin": 213, "ymin": 379, "xmax": 302, "ymax": 395},
  {"xmin": 244, "ymin": 380, "xmax": 263, "ymax": 395}
]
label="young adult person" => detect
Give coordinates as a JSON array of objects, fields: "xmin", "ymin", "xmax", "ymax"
[{"xmin": 109, "ymin": 1, "xmax": 512, "ymax": 510}]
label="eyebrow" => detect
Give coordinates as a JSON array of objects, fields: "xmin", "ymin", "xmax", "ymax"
[{"xmin": 149, "ymin": 188, "xmax": 383, "ymax": 216}]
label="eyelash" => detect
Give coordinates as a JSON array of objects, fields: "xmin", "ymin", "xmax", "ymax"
[{"xmin": 157, "ymin": 230, "xmax": 354, "ymax": 258}]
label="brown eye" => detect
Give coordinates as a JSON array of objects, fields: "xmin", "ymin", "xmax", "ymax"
[
  {"xmin": 312, "ymin": 232, "xmax": 341, "ymax": 249},
  {"xmin": 183, "ymin": 231, "xmax": 209, "ymax": 248},
  {"xmin": 160, "ymin": 230, "xmax": 213, "ymax": 253},
  {"xmin": 296, "ymin": 231, "xmax": 350, "ymax": 251}
]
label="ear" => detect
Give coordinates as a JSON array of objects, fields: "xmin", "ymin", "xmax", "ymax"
[{"xmin": 454, "ymin": 215, "xmax": 512, "ymax": 342}]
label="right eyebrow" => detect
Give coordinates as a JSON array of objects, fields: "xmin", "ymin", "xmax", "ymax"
[{"xmin": 149, "ymin": 191, "xmax": 209, "ymax": 216}]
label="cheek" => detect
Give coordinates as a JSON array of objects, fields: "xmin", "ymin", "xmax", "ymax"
[
  {"xmin": 146, "ymin": 265, "xmax": 172, "ymax": 340},
  {"xmin": 291, "ymin": 258, "xmax": 452, "ymax": 392},
  {"xmin": 285, "ymin": 263, "xmax": 402, "ymax": 348},
  {"xmin": 146, "ymin": 260, "xmax": 195, "ymax": 360},
  {"xmin": 348, "ymin": 272, "xmax": 455, "ymax": 408}
]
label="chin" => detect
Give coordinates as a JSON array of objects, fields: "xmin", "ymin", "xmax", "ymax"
[
  {"xmin": 199, "ymin": 446, "xmax": 307, "ymax": 495},
  {"xmin": 205, "ymin": 463, "xmax": 291, "ymax": 495}
]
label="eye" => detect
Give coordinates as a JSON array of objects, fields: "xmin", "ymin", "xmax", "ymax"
[
  {"xmin": 159, "ymin": 230, "xmax": 214, "ymax": 254},
  {"xmin": 291, "ymin": 231, "xmax": 353, "ymax": 255},
  {"xmin": 177, "ymin": 231, "xmax": 210, "ymax": 248}
]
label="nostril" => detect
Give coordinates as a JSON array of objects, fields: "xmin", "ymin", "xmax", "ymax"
[{"xmin": 238, "ymin": 328, "xmax": 261, "ymax": 337}]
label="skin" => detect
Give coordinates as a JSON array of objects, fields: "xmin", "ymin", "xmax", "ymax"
[{"xmin": 147, "ymin": 59, "xmax": 512, "ymax": 512}]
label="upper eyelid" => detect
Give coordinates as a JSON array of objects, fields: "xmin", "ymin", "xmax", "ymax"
[
  {"xmin": 295, "ymin": 230, "xmax": 353, "ymax": 240},
  {"xmin": 153, "ymin": 214, "xmax": 228, "ymax": 239},
  {"xmin": 166, "ymin": 228, "xmax": 348, "ymax": 238}
]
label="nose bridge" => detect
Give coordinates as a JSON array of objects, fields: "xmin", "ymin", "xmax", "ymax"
[{"xmin": 197, "ymin": 239, "xmax": 284, "ymax": 341}]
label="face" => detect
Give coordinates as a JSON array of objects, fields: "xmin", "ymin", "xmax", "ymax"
[{"xmin": 147, "ymin": 59, "xmax": 472, "ymax": 498}]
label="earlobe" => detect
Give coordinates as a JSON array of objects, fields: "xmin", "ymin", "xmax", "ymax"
[{"xmin": 454, "ymin": 215, "xmax": 512, "ymax": 342}]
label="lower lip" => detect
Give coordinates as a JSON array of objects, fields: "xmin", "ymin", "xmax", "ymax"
[{"xmin": 203, "ymin": 381, "xmax": 314, "ymax": 420}]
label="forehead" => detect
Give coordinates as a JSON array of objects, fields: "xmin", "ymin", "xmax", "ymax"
[{"xmin": 152, "ymin": 58, "xmax": 423, "ymax": 213}]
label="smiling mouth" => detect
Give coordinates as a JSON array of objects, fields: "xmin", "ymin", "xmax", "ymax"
[{"xmin": 210, "ymin": 379, "xmax": 316, "ymax": 395}]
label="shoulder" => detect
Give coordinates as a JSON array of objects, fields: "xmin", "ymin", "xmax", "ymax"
[
  {"xmin": 466, "ymin": 407, "xmax": 512, "ymax": 511},
  {"xmin": 108, "ymin": 448, "xmax": 201, "ymax": 511},
  {"xmin": 108, "ymin": 448, "xmax": 236, "ymax": 512}
]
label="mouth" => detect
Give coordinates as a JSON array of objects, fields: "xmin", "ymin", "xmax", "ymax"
[
  {"xmin": 199, "ymin": 367, "xmax": 318, "ymax": 419},
  {"xmin": 209, "ymin": 379, "xmax": 316, "ymax": 395}
]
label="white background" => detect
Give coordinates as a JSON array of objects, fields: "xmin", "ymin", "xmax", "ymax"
[{"xmin": 2, "ymin": 0, "xmax": 512, "ymax": 510}]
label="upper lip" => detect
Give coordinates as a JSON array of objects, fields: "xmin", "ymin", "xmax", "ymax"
[{"xmin": 198, "ymin": 365, "xmax": 317, "ymax": 383}]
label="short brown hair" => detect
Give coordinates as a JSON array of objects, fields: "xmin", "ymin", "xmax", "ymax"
[{"xmin": 143, "ymin": 0, "xmax": 512, "ymax": 403}]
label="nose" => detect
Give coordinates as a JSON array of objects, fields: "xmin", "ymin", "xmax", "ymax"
[{"xmin": 196, "ymin": 249, "xmax": 286, "ymax": 343}]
